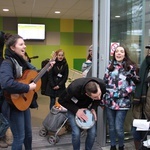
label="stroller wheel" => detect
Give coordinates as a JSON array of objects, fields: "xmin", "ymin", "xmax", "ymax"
[
  {"xmin": 48, "ymin": 135, "xmax": 57, "ymax": 145},
  {"xmin": 55, "ymin": 135, "xmax": 60, "ymax": 143},
  {"xmin": 39, "ymin": 127, "xmax": 48, "ymax": 137}
]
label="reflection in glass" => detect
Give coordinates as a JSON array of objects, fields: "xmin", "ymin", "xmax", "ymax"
[{"xmin": 108, "ymin": 0, "xmax": 143, "ymax": 143}]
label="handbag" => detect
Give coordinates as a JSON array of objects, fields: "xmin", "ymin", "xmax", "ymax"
[{"xmin": 0, "ymin": 113, "xmax": 9, "ymax": 138}]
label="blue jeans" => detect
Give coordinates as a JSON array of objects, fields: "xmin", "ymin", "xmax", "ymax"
[
  {"xmin": 131, "ymin": 126, "xmax": 142, "ymax": 141},
  {"xmin": 67, "ymin": 111, "xmax": 96, "ymax": 150},
  {"xmin": 131, "ymin": 126, "xmax": 150, "ymax": 142},
  {"xmin": 106, "ymin": 107, "xmax": 127, "ymax": 147},
  {"xmin": 10, "ymin": 107, "xmax": 32, "ymax": 150},
  {"xmin": 50, "ymin": 97, "xmax": 55, "ymax": 110}
]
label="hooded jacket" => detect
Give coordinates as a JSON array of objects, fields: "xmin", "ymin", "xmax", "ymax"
[
  {"xmin": 0, "ymin": 48, "xmax": 30, "ymax": 94},
  {"xmin": 132, "ymin": 56, "xmax": 150, "ymax": 120},
  {"xmin": 58, "ymin": 77, "xmax": 106, "ymax": 115},
  {"xmin": 103, "ymin": 60, "xmax": 137, "ymax": 110}
]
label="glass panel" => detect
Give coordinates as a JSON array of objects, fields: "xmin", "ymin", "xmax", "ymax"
[
  {"xmin": 145, "ymin": 0, "xmax": 150, "ymax": 49},
  {"xmin": 110, "ymin": 0, "xmax": 143, "ymax": 65},
  {"xmin": 107, "ymin": 0, "xmax": 144, "ymax": 143}
]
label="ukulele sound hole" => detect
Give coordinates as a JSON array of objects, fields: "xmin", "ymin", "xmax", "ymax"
[{"xmin": 21, "ymin": 94, "xmax": 27, "ymax": 101}]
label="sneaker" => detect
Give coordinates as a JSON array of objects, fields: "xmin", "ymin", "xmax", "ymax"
[
  {"xmin": 0, "ymin": 137, "xmax": 8, "ymax": 148},
  {"xmin": 5, "ymin": 136, "xmax": 13, "ymax": 146},
  {"xmin": 5, "ymin": 128, "xmax": 13, "ymax": 146}
]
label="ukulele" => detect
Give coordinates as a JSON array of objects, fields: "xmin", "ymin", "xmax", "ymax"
[{"xmin": 6, "ymin": 60, "xmax": 54, "ymax": 111}]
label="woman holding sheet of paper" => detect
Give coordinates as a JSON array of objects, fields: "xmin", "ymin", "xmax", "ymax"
[{"xmin": 132, "ymin": 45, "xmax": 150, "ymax": 150}]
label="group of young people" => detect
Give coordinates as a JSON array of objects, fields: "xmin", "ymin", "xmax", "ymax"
[
  {"xmin": 0, "ymin": 32, "xmax": 149, "ymax": 150},
  {"xmin": 76, "ymin": 45, "xmax": 140, "ymax": 150}
]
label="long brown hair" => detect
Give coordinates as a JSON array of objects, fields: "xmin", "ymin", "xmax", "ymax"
[
  {"xmin": 108, "ymin": 45, "xmax": 137, "ymax": 72},
  {"xmin": 87, "ymin": 45, "xmax": 92, "ymax": 61}
]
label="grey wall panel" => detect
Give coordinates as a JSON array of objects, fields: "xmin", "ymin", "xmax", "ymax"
[
  {"xmin": 46, "ymin": 32, "xmax": 60, "ymax": 45},
  {"xmin": 3, "ymin": 17, "xmax": 17, "ymax": 31},
  {"xmin": 74, "ymin": 33, "xmax": 92, "ymax": 45}
]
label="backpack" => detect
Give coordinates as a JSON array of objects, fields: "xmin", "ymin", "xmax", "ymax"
[{"xmin": 41, "ymin": 59, "xmax": 50, "ymax": 95}]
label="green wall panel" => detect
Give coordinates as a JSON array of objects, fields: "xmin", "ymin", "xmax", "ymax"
[
  {"xmin": 27, "ymin": 45, "xmax": 60, "ymax": 69},
  {"xmin": 18, "ymin": 17, "xmax": 32, "ymax": 23},
  {"xmin": 44, "ymin": 19, "xmax": 60, "ymax": 32},
  {"xmin": 29, "ymin": 18, "xmax": 49, "ymax": 23},
  {"xmin": 74, "ymin": 58, "xmax": 86, "ymax": 71},
  {"xmin": 17, "ymin": 17, "xmax": 60, "ymax": 32},
  {"xmin": 1, "ymin": 17, "xmax": 92, "ymax": 70},
  {"xmin": 58, "ymin": 45, "xmax": 86, "ymax": 69},
  {"xmin": 60, "ymin": 32, "xmax": 73, "ymax": 45},
  {"xmin": 74, "ymin": 20, "xmax": 92, "ymax": 33},
  {"xmin": 4, "ymin": 31, "xmax": 17, "ymax": 34},
  {"xmin": 0, "ymin": 18, "xmax": 3, "ymax": 30}
]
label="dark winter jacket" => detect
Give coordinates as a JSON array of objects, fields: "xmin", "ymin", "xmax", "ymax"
[
  {"xmin": 132, "ymin": 56, "xmax": 150, "ymax": 120},
  {"xmin": 58, "ymin": 77, "xmax": 106, "ymax": 115},
  {"xmin": 0, "ymin": 31, "xmax": 5, "ymax": 64},
  {"xmin": 41, "ymin": 59, "xmax": 50, "ymax": 95},
  {"xmin": 0, "ymin": 48, "xmax": 38, "ymax": 118},
  {"xmin": 0, "ymin": 48, "xmax": 30, "ymax": 94},
  {"xmin": 45, "ymin": 58, "xmax": 69, "ymax": 97}
]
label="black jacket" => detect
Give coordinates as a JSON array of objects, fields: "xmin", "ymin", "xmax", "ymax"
[
  {"xmin": 45, "ymin": 59, "xmax": 69, "ymax": 97},
  {"xmin": 58, "ymin": 77, "xmax": 106, "ymax": 115},
  {"xmin": 0, "ymin": 31, "xmax": 5, "ymax": 64}
]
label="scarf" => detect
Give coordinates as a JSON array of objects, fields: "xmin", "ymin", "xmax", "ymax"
[{"xmin": 4, "ymin": 48, "xmax": 29, "ymax": 71}]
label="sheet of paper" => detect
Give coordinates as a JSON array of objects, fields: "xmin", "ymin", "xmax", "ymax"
[
  {"xmin": 143, "ymin": 139, "xmax": 150, "ymax": 148},
  {"xmin": 133, "ymin": 119, "xmax": 150, "ymax": 131}
]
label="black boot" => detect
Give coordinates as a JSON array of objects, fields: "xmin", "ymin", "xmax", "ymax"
[
  {"xmin": 118, "ymin": 145, "xmax": 124, "ymax": 150},
  {"xmin": 110, "ymin": 145, "xmax": 117, "ymax": 150}
]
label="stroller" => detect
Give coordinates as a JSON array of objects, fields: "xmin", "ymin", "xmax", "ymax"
[{"xmin": 39, "ymin": 105, "xmax": 69, "ymax": 145}]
